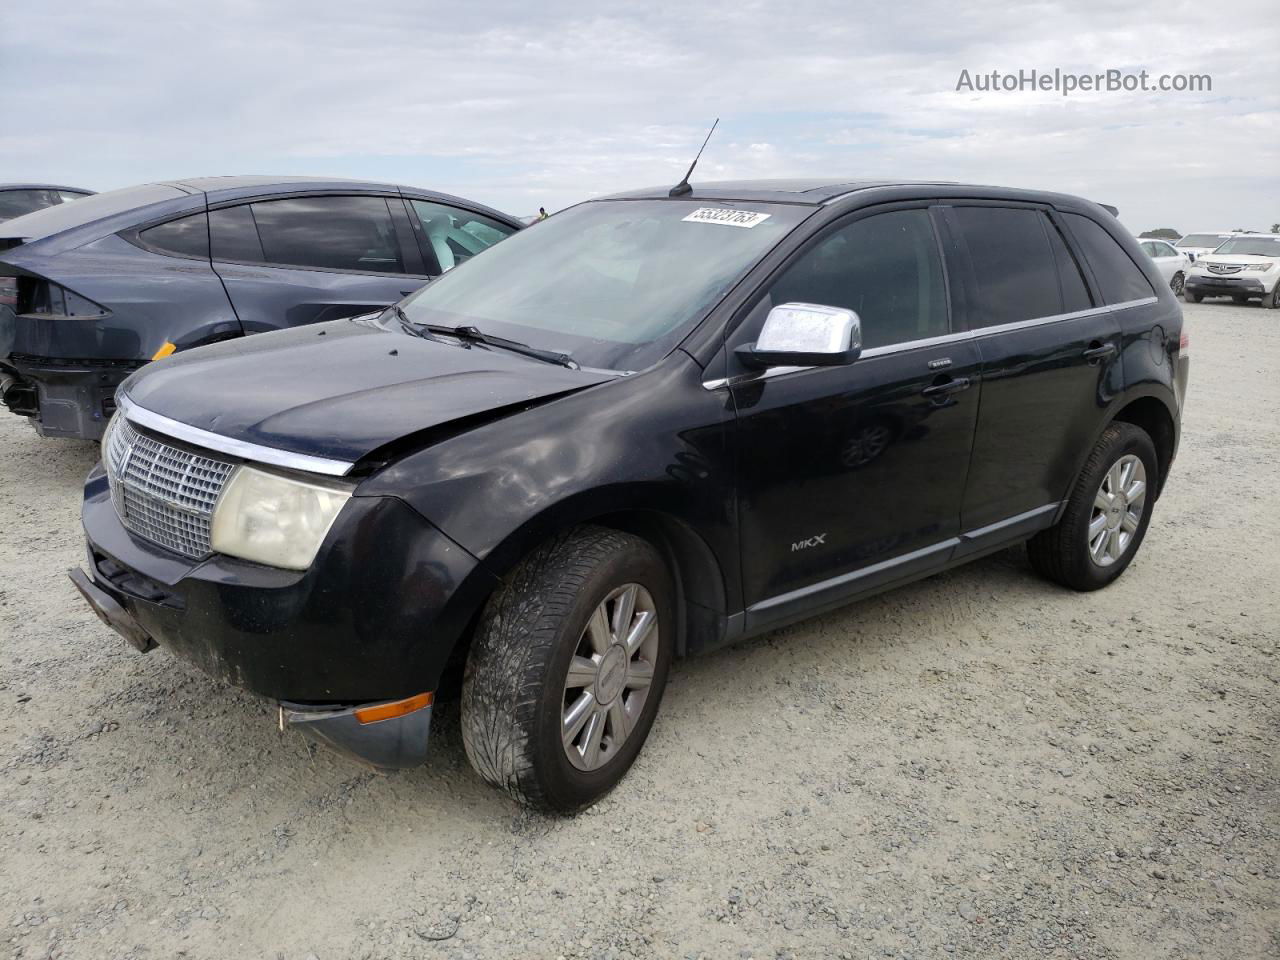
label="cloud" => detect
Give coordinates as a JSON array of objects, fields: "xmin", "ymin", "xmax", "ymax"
[{"xmin": 1, "ymin": 0, "xmax": 1275, "ymax": 229}]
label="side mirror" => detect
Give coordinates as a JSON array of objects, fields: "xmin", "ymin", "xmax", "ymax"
[{"xmin": 735, "ymin": 302, "xmax": 862, "ymax": 370}]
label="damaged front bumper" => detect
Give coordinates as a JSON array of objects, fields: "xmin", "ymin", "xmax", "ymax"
[
  {"xmin": 279, "ymin": 696, "xmax": 434, "ymax": 769},
  {"xmin": 68, "ymin": 563, "xmax": 436, "ymax": 770}
]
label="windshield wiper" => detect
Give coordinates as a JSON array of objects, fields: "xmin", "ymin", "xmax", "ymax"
[{"xmin": 390, "ymin": 307, "xmax": 577, "ymax": 369}]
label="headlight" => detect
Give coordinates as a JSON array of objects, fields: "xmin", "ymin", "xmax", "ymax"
[
  {"xmin": 210, "ymin": 465, "xmax": 352, "ymax": 570},
  {"xmin": 1245, "ymin": 262, "xmax": 1274, "ymax": 272}
]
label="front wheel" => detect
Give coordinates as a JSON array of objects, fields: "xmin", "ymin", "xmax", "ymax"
[
  {"xmin": 461, "ymin": 526, "xmax": 673, "ymax": 812},
  {"xmin": 1262, "ymin": 285, "xmax": 1280, "ymax": 309},
  {"xmin": 1028, "ymin": 422, "xmax": 1158, "ymax": 591},
  {"xmin": 1170, "ymin": 272, "xmax": 1185, "ymax": 296},
  {"xmin": 1183, "ymin": 288, "xmax": 1202, "ymax": 303}
]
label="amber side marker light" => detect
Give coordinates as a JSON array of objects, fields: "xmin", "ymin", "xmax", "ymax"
[
  {"xmin": 151, "ymin": 341, "xmax": 177, "ymax": 361},
  {"xmin": 354, "ymin": 692, "xmax": 434, "ymax": 725}
]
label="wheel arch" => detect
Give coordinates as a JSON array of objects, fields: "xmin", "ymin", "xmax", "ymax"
[
  {"xmin": 1108, "ymin": 393, "xmax": 1177, "ymax": 497},
  {"xmin": 435, "ymin": 493, "xmax": 733, "ymax": 686}
]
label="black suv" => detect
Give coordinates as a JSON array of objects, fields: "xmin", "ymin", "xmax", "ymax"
[{"xmin": 72, "ymin": 180, "xmax": 1189, "ymax": 812}]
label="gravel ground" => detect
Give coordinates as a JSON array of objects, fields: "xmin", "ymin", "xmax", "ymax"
[{"xmin": 1, "ymin": 300, "xmax": 1276, "ymax": 960}]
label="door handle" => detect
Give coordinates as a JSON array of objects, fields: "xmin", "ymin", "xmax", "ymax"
[
  {"xmin": 921, "ymin": 376, "xmax": 971, "ymax": 398},
  {"xmin": 1083, "ymin": 342, "xmax": 1117, "ymax": 363}
]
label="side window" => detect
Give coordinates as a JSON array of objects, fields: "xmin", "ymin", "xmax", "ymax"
[
  {"xmin": 408, "ymin": 200, "xmax": 516, "ymax": 273},
  {"xmin": 1154, "ymin": 241, "xmax": 1177, "ymax": 257},
  {"xmin": 1044, "ymin": 217, "xmax": 1092, "ymax": 312},
  {"xmin": 950, "ymin": 206, "xmax": 1070, "ymax": 327},
  {"xmin": 1063, "ymin": 213, "xmax": 1155, "ymax": 304},
  {"xmin": 210, "ymin": 204, "xmax": 265, "ymax": 262},
  {"xmin": 139, "ymin": 213, "xmax": 209, "ymax": 259},
  {"xmin": 246, "ymin": 196, "xmax": 405, "ymax": 273},
  {"xmin": 0, "ymin": 189, "xmax": 59, "ymax": 220},
  {"xmin": 765, "ymin": 208, "xmax": 948, "ymax": 350},
  {"xmin": 1139, "ymin": 241, "xmax": 1156, "ymax": 256},
  {"xmin": 57, "ymin": 191, "xmax": 88, "ymax": 203}
]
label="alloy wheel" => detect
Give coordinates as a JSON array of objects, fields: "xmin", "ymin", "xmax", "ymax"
[
  {"xmin": 1088, "ymin": 454, "xmax": 1147, "ymax": 566},
  {"xmin": 561, "ymin": 583, "xmax": 659, "ymax": 771},
  {"xmin": 1171, "ymin": 272, "xmax": 1184, "ymax": 296}
]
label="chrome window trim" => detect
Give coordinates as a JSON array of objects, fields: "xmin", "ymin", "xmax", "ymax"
[
  {"xmin": 118, "ymin": 394, "xmax": 356, "ymax": 478},
  {"xmin": 701, "ymin": 296, "xmax": 1157, "ymax": 390}
]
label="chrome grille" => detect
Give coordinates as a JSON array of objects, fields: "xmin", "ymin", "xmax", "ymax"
[
  {"xmin": 103, "ymin": 415, "xmax": 236, "ymax": 559},
  {"xmin": 1208, "ymin": 263, "xmax": 1243, "ymax": 275}
]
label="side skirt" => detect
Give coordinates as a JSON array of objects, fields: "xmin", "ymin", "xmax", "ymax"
[{"xmin": 712, "ymin": 502, "xmax": 1061, "ymax": 648}]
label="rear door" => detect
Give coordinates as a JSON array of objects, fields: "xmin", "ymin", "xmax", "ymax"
[
  {"xmin": 210, "ymin": 194, "xmax": 431, "ymax": 333},
  {"xmin": 942, "ymin": 203, "xmax": 1128, "ymax": 544}
]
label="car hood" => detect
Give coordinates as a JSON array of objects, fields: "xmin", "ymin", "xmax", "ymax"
[
  {"xmin": 120, "ymin": 318, "xmax": 616, "ymax": 468},
  {"xmin": 1193, "ymin": 255, "xmax": 1274, "ymax": 267}
]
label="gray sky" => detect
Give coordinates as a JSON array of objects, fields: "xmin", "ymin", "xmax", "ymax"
[{"xmin": 2, "ymin": 0, "xmax": 1276, "ymax": 233}]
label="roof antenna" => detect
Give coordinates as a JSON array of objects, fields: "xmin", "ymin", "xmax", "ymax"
[{"xmin": 669, "ymin": 119, "xmax": 719, "ymax": 197}]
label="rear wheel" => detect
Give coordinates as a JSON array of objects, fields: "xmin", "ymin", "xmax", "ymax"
[
  {"xmin": 1028, "ymin": 422, "xmax": 1158, "ymax": 591},
  {"xmin": 461, "ymin": 526, "xmax": 673, "ymax": 812},
  {"xmin": 1170, "ymin": 272, "xmax": 1184, "ymax": 296},
  {"xmin": 1183, "ymin": 289, "xmax": 1202, "ymax": 303}
]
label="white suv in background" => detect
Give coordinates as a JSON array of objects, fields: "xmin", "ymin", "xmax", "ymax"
[
  {"xmin": 1184, "ymin": 233, "xmax": 1280, "ymax": 308},
  {"xmin": 1174, "ymin": 231, "xmax": 1237, "ymax": 262},
  {"xmin": 1137, "ymin": 238, "xmax": 1190, "ymax": 296}
]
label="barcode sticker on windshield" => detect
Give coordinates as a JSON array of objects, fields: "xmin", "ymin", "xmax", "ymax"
[{"xmin": 682, "ymin": 207, "xmax": 771, "ymax": 228}]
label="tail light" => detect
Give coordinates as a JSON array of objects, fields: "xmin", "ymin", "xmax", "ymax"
[
  {"xmin": 0, "ymin": 276, "xmax": 15, "ymax": 307},
  {"xmin": 15, "ymin": 276, "xmax": 106, "ymax": 318}
]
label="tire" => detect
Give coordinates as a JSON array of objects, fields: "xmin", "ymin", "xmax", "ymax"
[
  {"xmin": 1183, "ymin": 289, "xmax": 1202, "ymax": 303},
  {"xmin": 1262, "ymin": 286, "xmax": 1280, "ymax": 309},
  {"xmin": 461, "ymin": 525, "xmax": 674, "ymax": 812},
  {"xmin": 1028, "ymin": 422, "xmax": 1158, "ymax": 591},
  {"xmin": 1232, "ymin": 294, "xmax": 1248, "ymax": 304},
  {"xmin": 1170, "ymin": 272, "xmax": 1184, "ymax": 297}
]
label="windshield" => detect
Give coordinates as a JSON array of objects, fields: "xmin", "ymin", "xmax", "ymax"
[
  {"xmin": 1176, "ymin": 233, "xmax": 1229, "ymax": 247},
  {"xmin": 1211, "ymin": 236, "xmax": 1280, "ymax": 257},
  {"xmin": 398, "ymin": 198, "xmax": 811, "ymax": 370}
]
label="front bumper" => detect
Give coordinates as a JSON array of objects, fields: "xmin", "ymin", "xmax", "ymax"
[
  {"xmin": 0, "ymin": 356, "xmax": 142, "ymax": 439},
  {"xmin": 1184, "ymin": 275, "xmax": 1267, "ymax": 296},
  {"xmin": 76, "ymin": 463, "xmax": 499, "ymax": 763}
]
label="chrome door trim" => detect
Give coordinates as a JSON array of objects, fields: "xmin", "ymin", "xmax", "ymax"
[
  {"xmin": 702, "ymin": 297, "xmax": 1155, "ymax": 390},
  {"xmin": 743, "ymin": 501, "xmax": 1061, "ymax": 617},
  {"xmin": 748, "ymin": 538, "xmax": 959, "ymax": 615},
  {"xmin": 118, "ymin": 394, "xmax": 356, "ymax": 477}
]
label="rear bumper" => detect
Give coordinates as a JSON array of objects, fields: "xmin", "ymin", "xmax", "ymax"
[{"xmin": 1, "ymin": 356, "xmax": 141, "ymax": 439}]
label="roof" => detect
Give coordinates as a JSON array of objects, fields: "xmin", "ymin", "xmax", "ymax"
[
  {"xmin": 606, "ymin": 179, "xmax": 952, "ymax": 205},
  {"xmin": 600, "ymin": 179, "xmax": 1115, "ymax": 212},
  {"xmin": 0, "ymin": 183, "xmax": 95, "ymax": 194}
]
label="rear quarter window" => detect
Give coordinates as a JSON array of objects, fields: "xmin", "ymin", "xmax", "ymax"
[
  {"xmin": 139, "ymin": 213, "xmax": 209, "ymax": 259},
  {"xmin": 1063, "ymin": 213, "xmax": 1155, "ymax": 304}
]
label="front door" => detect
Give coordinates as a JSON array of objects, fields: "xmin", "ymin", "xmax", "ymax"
[{"xmin": 723, "ymin": 206, "xmax": 981, "ymax": 630}]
